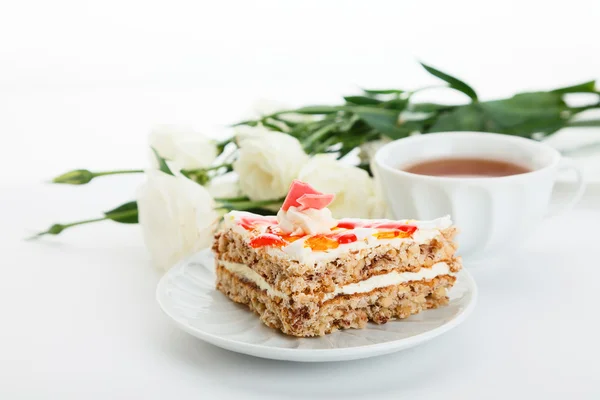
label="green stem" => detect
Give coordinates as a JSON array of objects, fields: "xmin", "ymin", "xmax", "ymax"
[
  {"xmin": 204, "ymin": 163, "xmax": 233, "ymax": 172},
  {"xmin": 93, "ymin": 169, "xmax": 144, "ymax": 177},
  {"xmin": 302, "ymin": 123, "xmax": 338, "ymax": 153},
  {"xmin": 62, "ymin": 217, "xmax": 107, "ymax": 228},
  {"xmin": 217, "ymin": 197, "xmax": 284, "ymax": 210},
  {"xmin": 312, "ymin": 136, "xmax": 339, "ymax": 154},
  {"xmin": 52, "ymin": 168, "xmax": 145, "ymax": 185},
  {"xmin": 27, "ymin": 217, "xmax": 108, "ymax": 240},
  {"xmin": 568, "ymin": 102, "xmax": 600, "ymax": 115},
  {"xmin": 29, "ymin": 206, "xmax": 139, "ymax": 240},
  {"xmin": 271, "ymin": 115, "xmax": 301, "ymax": 127},
  {"xmin": 182, "ymin": 163, "xmax": 233, "ymax": 177},
  {"xmin": 214, "ymin": 196, "xmax": 250, "ymax": 202},
  {"xmin": 565, "ymin": 119, "xmax": 600, "ymax": 128},
  {"xmin": 216, "ymin": 138, "xmax": 233, "ymax": 154}
]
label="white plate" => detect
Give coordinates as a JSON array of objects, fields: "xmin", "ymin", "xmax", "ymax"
[{"xmin": 156, "ymin": 249, "xmax": 478, "ymax": 362}]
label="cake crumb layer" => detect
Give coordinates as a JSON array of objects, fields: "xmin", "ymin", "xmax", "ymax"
[
  {"xmin": 213, "ymin": 228, "xmax": 460, "ymax": 296},
  {"xmin": 216, "ymin": 265, "xmax": 456, "ymax": 337}
]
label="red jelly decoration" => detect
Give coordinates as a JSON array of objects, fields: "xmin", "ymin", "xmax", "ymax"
[
  {"xmin": 335, "ymin": 233, "xmax": 358, "ymax": 244},
  {"xmin": 239, "ymin": 221, "xmax": 254, "ymax": 231},
  {"xmin": 239, "ymin": 215, "xmax": 278, "ymax": 231},
  {"xmin": 373, "ymin": 222, "xmax": 417, "ymax": 234},
  {"xmin": 249, "ymin": 234, "xmax": 286, "ymax": 248},
  {"xmin": 336, "ymin": 221, "xmax": 357, "ymax": 229},
  {"xmin": 397, "ymin": 224, "xmax": 417, "ymax": 234}
]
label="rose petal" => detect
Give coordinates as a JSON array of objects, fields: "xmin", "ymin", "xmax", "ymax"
[{"xmin": 281, "ymin": 180, "xmax": 329, "ymax": 211}]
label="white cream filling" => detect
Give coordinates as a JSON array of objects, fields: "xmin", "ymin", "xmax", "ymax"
[
  {"xmin": 219, "ymin": 260, "xmax": 288, "ymax": 299},
  {"xmin": 322, "ymin": 261, "xmax": 451, "ymax": 301},
  {"xmin": 219, "ymin": 260, "xmax": 452, "ymax": 302}
]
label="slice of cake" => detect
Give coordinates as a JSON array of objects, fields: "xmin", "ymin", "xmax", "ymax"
[{"xmin": 213, "ymin": 180, "xmax": 462, "ymax": 337}]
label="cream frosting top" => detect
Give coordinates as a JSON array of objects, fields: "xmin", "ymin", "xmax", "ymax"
[
  {"xmin": 277, "ymin": 206, "xmax": 337, "ymax": 236},
  {"xmin": 221, "ymin": 210, "xmax": 452, "ymax": 265}
]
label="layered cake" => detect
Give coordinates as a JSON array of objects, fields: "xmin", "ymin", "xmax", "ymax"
[{"xmin": 213, "ymin": 180, "xmax": 461, "ymax": 337}]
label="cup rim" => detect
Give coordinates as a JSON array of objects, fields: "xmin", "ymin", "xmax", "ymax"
[{"xmin": 374, "ymin": 131, "xmax": 562, "ymax": 183}]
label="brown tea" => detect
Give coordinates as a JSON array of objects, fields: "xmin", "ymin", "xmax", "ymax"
[{"xmin": 403, "ymin": 157, "xmax": 531, "ymax": 177}]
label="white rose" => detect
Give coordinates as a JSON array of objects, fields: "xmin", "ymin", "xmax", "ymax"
[
  {"xmin": 149, "ymin": 125, "xmax": 218, "ymax": 170},
  {"xmin": 206, "ymin": 172, "xmax": 242, "ymax": 199},
  {"xmin": 234, "ymin": 126, "xmax": 309, "ymax": 201},
  {"xmin": 359, "ymin": 137, "xmax": 392, "ymax": 164},
  {"xmin": 137, "ymin": 170, "xmax": 219, "ymax": 271},
  {"xmin": 298, "ymin": 154, "xmax": 377, "ymax": 219}
]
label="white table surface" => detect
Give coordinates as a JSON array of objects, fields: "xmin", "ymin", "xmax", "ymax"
[
  {"xmin": 3, "ymin": 181, "xmax": 600, "ymax": 399},
  {"xmin": 3, "ymin": 1, "xmax": 600, "ymax": 397}
]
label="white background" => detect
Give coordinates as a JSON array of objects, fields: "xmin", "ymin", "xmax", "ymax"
[
  {"xmin": 2, "ymin": 1, "xmax": 600, "ymax": 399},
  {"xmin": 2, "ymin": 0, "xmax": 600, "ymax": 182}
]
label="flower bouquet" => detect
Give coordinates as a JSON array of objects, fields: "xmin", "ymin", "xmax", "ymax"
[{"xmin": 32, "ymin": 63, "xmax": 600, "ymax": 270}]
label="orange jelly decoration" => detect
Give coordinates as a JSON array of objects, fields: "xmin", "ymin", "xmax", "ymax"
[
  {"xmin": 373, "ymin": 229, "xmax": 413, "ymax": 240},
  {"xmin": 281, "ymin": 235, "xmax": 302, "ymax": 244},
  {"xmin": 305, "ymin": 235, "xmax": 339, "ymax": 251},
  {"xmin": 249, "ymin": 234, "xmax": 286, "ymax": 248}
]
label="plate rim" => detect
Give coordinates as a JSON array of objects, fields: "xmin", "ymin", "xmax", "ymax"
[{"xmin": 156, "ymin": 249, "xmax": 478, "ymax": 362}]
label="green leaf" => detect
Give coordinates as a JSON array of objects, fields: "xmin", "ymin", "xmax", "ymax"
[
  {"xmin": 104, "ymin": 201, "xmax": 139, "ymax": 224},
  {"xmin": 151, "ymin": 147, "xmax": 174, "ymax": 176},
  {"xmin": 420, "ymin": 62, "xmax": 478, "ymax": 101},
  {"xmin": 478, "ymin": 92, "xmax": 568, "ymax": 135},
  {"xmin": 344, "ymin": 96, "xmax": 383, "ymax": 105},
  {"xmin": 551, "ymin": 80, "xmax": 597, "ymax": 94},
  {"xmin": 398, "ymin": 110, "xmax": 436, "ymax": 122},
  {"xmin": 337, "ymin": 114, "xmax": 360, "ymax": 132},
  {"xmin": 362, "ymin": 89, "xmax": 405, "ymax": 95},
  {"xmin": 357, "ymin": 162, "xmax": 373, "ymax": 176},
  {"xmin": 289, "ymin": 105, "xmax": 346, "ymax": 115},
  {"xmin": 381, "ymin": 98, "xmax": 409, "ymax": 110},
  {"xmin": 352, "ymin": 107, "xmax": 410, "ymax": 139},
  {"xmin": 427, "ymin": 104, "xmax": 485, "ymax": 132},
  {"xmin": 425, "ymin": 91, "xmax": 572, "ymax": 136},
  {"xmin": 503, "ymin": 91, "xmax": 565, "ymax": 108},
  {"xmin": 409, "ymin": 103, "xmax": 455, "ymax": 113}
]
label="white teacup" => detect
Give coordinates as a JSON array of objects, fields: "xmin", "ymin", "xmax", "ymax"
[{"xmin": 374, "ymin": 132, "xmax": 585, "ymax": 258}]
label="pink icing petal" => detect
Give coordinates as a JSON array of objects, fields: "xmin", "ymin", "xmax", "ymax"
[
  {"xmin": 296, "ymin": 193, "xmax": 335, "ymax": 210},
  {"xmin": 281, "ymin": 180, "xmax": 335, "ymax": 211}
]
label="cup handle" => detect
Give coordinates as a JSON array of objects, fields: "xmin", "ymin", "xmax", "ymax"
[{"xmin": 546, "ymin": 158, "xmax": 585, "ymax": 217}]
